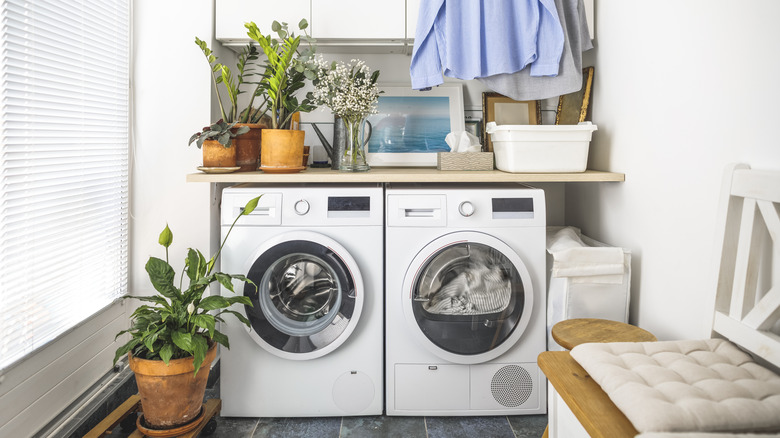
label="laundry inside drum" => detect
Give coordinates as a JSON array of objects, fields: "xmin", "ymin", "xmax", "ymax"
[{"xmin": 416, "ymin": 243, "xmax": 516, "ymax": 316}]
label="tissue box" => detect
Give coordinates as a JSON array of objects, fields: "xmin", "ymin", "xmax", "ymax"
[
  {"xmin": 489, "ymin": 123, "xmax": 597, "ymax": 173},
  {"xmin": 436, "ymin": 152, "xmax": 494, "ymax": 171}
]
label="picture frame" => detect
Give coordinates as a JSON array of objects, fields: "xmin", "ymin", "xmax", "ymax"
[
  {"xmin": 556, "ymin": 66, "xmax": 594, "ymax": 125},
  {"xmin": 366, "ymin": 84, "xmax": 465, "ymax": 167},
  {"xmin": 482, "ymin": 92, "xmax": 542, "ymax": 152}
]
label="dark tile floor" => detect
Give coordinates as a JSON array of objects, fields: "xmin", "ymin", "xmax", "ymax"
[
  {"xmin": 205, "ymin": 414, "xmax": 548, "ymax": 438},
  {"xmin": 101, "ymin": 377, "xmax": 547, "ymax": 438},
  {"xmin": 201, "ymin": 379, "xmax": 547, "ymax": 438}
]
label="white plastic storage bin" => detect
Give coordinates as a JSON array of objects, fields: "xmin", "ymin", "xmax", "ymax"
[
  {"xmin": 546, "ymin": 227, "xmax": 631, "ymax": 351},
  {"xmin": 485, "ymin": 122, "xmax": 597, "ymax": 173}
]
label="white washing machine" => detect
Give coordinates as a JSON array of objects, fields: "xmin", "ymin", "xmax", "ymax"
[
  {"xmin": 219, "ymin": 184, "xmax": 383, "ymax": 417},
  {"xmin": 385, "ymin": 183, "xmax": 547, "ymax": 416}
]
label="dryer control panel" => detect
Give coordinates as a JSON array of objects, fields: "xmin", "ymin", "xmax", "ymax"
[{"xmin": 386, "ymin": 184, "xmax": 545, "ymax": 229}]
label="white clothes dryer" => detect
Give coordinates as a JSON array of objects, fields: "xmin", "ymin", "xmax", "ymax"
[
  {"xmin": 385, "ymin": 183, "xmax": 547, "ymax": 416},
  {"xmin": 219, "ymin": 184, "xmax": 383, "ymax": 417}
]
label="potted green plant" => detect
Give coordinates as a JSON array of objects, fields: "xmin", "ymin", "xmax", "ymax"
[
  {"xmin": 112, "ymin": 196, "xmax": 261, "ymax": 433},
  {"xmin": 194, "ymin": 39, "xmax": 270, "ymax": 171},
  {"xmin": 188, "ymin": 119, "xmax": 249, "ymax": 168},
  {"xmin": 245, "ymin": 19, "xmax": 318, "ymax": 173}
]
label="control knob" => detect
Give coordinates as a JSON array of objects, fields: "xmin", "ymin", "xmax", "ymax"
[
  {"xmin": 294, "ymin": 199, "xmax": 310, "ymax": 215},
  {"xmin": 458, "ymin": 201, "xmax": 475, "ymax": 217}
]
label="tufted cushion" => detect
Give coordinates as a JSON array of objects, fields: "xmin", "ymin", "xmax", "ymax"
[{"xmin": 570, "ymin": 339, "xmax": 780, "ymax": 433}]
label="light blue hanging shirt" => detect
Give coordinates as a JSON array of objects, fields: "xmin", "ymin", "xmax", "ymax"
[{"xmin": 410, "ymin": 0, "xmax": 564, "ymax": 90}]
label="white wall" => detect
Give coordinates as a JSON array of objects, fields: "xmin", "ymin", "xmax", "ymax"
[
  {"xmin": 566, "ymin": 0, "xmax": 780, "ymax": 340},
  {"xmin": 132, "ymin": 0, "xmax": 213, "ymax": 295},
  {"xmin": 131, "ymin": 1, "xmax": 780, "ymax": 344}
]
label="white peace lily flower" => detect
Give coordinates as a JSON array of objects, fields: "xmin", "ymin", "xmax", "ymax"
[{"xmin": 187, "ymin": 302, "xmax": 195, "ymax": 315}]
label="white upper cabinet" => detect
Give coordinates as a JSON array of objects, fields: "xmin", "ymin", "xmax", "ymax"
[
  {"xmin": 311, "ymin": 0, "xmax": 405, "ymax": 40},
  {"xmin": 215, "ymin": 0, "xmax": 593, "ymax": 53},
  {"xmin": 216, "ymin": 0, "xmax": 311, "ymax": 46},
  {"xmin": 216, "ymin": 0, "xmax": 411, "ymax": 53}
]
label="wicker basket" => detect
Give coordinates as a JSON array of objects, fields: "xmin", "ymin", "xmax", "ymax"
[{"xmin": 436, "ymin": 152, "xmax": 494, "ymax": 171}]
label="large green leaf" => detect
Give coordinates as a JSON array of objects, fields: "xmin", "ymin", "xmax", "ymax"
[
  {"xmin": 191, "ymin": 335, "xmax": 210, "ymax": 376},
  {"xmin": 171, "ymin": 330, "xmax": 194, "ymax": 354},
  {"xmin": 212, "ymin": 330, "xmax": 230, "ymax": 349},
  {"xmin": 185, "ymin": 248, "xmax": 201, "ymax": 282},
  {"xmin": 143, "ymin": 330, "xmax": 160, "ymax": 353},
  {"xmin": 216, "ymin": 273, "xmax": 234, "ymax": 293},
  {"xmin": 145, "ymin": 257, "xmax": 179, "ymax": 299},
  {"xmin": 132, "ymin": 295, "xmax": 171, "ymax": 309},
  {"xmin": 159, "ymin": 344, "xmax": 173, "ymax": 365},
  {"xmin": 230, "ymin": 273, "xmax": 255, "ymax": 285},
  {"xmin": 199, "ymin": 295, "xmax": 230, "ymax": 310},
  {"xmin": 113, "ymin": 338, "xmax": 141, "ymax": 365},
  {"xmin": 192, "ymin": 314, "xmax": 216, "ymax": 336},
  {"xmin": 226, "ymin": 295, "xmax": 252, "ymax": 306}
]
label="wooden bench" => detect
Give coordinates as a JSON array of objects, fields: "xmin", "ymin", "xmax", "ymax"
[{"xmin": 540, "ymin": 164, "xmax": 780, "ymax": 437}]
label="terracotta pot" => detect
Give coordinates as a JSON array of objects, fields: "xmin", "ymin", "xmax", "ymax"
[
  {"xmin": 233, "ymin": 123, "xmax": 266, "ymax": 171},
  {"xmin": 260, "ymin": 129, "xmax": 305, "ymax": 173},
  {"xmin": 129, "ymin": 342, "xmax": 217, "ymax": 430},
  {"xmin": 202, "ymin": 139, "xmax": 236, "ymax": 168}
]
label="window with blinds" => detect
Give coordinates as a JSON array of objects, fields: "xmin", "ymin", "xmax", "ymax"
[{"xmin": 0, "ymin": 0, "xmax": 130, "ymax": 371}]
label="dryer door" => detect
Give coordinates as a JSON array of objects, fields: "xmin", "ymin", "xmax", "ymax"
[
  {"xmin": 401, "ymin": 231, "xmax": 534, "ymax": 364},
  {"xmin": 242, "ymin": 231, "xmax": 364, "ymax": 360}
]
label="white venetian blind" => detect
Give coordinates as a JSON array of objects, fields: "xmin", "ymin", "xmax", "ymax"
[{"xmin": 0, "ymin": 0, "xmax": 130, "ymax": 370}]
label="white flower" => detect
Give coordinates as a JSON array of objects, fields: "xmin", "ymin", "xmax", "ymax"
[
  {"xmin": 311, "ymin": 56, "xmax": 381, "ymax": 119},
  {"xmin": 187, "ymin": 302, "xmax": 195, "ymax": 315}
]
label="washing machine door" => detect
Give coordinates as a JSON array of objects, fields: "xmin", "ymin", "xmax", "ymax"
[
  {"xmin": 401, "ymin": 231, "xmax": 534, "ymax": 365},
  {"xmin": 242, "ymin": 231, "xmax": 363, "ymax": 360}
]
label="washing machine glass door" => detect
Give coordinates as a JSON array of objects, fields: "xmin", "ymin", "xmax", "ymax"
[
  {"xmin": 243, "ymin": 231, "xmax": 363, "ymax": 360},
  {"xmin": 402, "ymin": 231, "xmax": 534, "ymax": 364}
]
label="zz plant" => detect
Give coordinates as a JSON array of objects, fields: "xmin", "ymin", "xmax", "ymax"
[
  {"xmin": 194, "ymin": 38, "xmax": 267, "ymax": 124},
  {"xmin": 245, "ymin": 19, "xmax": 318, "ymax": 130},
  {"xmin": 113, "ymin": 196, "xmax": 261, "ymax": 375}
]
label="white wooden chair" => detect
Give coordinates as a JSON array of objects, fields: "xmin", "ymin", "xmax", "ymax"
[{"xmin": 540, "ymin": 163, "xmax": 780, "ymax": 437}]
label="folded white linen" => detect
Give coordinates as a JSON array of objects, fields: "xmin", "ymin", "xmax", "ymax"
[{"xmin": 547, "ymin": 226, "xmax": 625, "ymax": 282}]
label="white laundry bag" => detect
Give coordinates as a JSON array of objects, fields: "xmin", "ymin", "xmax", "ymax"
[{"xmin": 546, "ymin": 227, "xmax": 631, "ymax": 351}]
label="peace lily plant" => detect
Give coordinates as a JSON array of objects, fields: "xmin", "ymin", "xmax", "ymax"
[{"xmin": 113, "ymin": 195, "xmax": 262, "ymax": 375}]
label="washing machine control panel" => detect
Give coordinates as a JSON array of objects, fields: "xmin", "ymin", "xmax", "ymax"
[
  {"xmin": 294, "ymin": 199, "xmax": 310, "ymax": 215},
  {"xmin": 458, "ymin": 201, "xmax": 475, "ymax": 217}
]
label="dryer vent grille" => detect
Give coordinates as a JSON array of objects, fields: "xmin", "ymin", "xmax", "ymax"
[{"xmin": 490, "ymin": 365, "xmax": 533, "ymax": 407}]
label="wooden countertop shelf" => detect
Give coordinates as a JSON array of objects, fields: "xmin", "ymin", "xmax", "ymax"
[{"xmin": 186, "ymin": 167, "xmax": 625, "ymax": 184}]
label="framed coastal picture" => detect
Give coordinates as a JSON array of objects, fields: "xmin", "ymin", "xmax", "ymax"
[{"xmin": 366, "ymin": 84, "xmax": 465, "ymax": 167}]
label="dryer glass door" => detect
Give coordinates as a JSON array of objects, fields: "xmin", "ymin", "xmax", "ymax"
[
  {"xmin": 402, "ymin": 232, "xmax": 534, "ymax": 364},
  {"xmin": 243, "ymin": 237, "xmax": 361, "ymax": 359}
]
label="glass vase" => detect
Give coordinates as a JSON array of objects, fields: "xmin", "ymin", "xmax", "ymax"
[{"xmin": 339, "ymin": 116, "xmax": 370, "ymax": 172}]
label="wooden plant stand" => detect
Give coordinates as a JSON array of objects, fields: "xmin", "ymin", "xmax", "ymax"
[{"xmin": 84, "ymin": 394, "xmax": 221, "ymax": 437}]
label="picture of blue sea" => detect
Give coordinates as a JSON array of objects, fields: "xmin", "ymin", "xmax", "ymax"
[{"xmin": 366, "ymin": 96, "xmax": 451, "ymax": 153}]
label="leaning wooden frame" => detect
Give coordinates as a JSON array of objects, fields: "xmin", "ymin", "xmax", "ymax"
[{"xmin": 481, "ymin": 92, "xmax": 542, "ymax": 152}]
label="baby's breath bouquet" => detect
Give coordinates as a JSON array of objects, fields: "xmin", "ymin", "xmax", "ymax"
[{"xmin": 312, "ymin": 57, "xmax": 381, "ymax": 171}]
